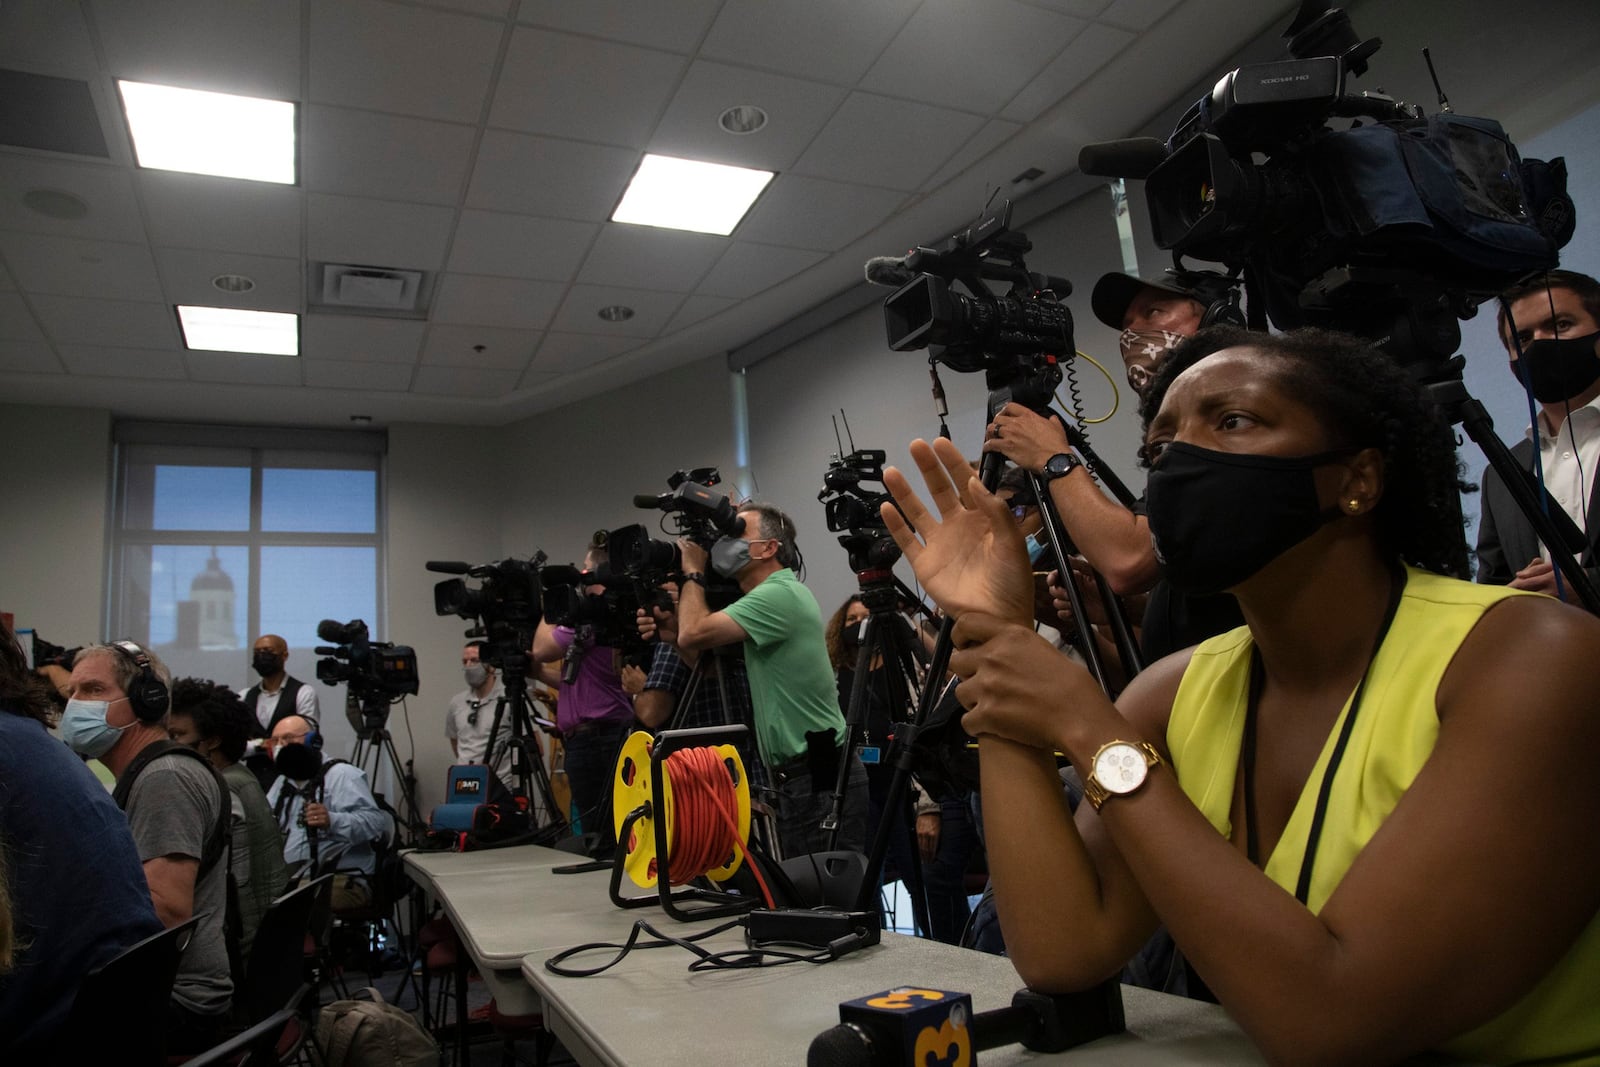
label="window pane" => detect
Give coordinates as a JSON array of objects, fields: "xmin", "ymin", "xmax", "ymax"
[
  {"xmin": 119, "ymin": 544, "xmax": 250, "ymax": 652},
  {"xmin": 262, "ymin": 468, "xmax": 376, "ymax": 533},
  {"xmin": 146, "ymin": 466, "xmax": 251, "ymax": 531},
  {"xmin": 260, "ymin": 546, "xmax": 378, "ymax": 648}
]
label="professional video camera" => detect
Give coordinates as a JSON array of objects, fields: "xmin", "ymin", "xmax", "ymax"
[
  {"xmin": 315, "ymin": 618, "xmax": 420, "ymax": 729},
  {"xmin": 427, "ymin": 554, "xmax": 546, "ymax": 664},
  {"xmin": 819, "ymin": 447, "xmax": 902, "ymax": 574},
  {"xmin": 538, "ymin": 553, "xmax": 652, "ymax": 668},
  {"xmin": 1079, "ymin": 1, "xmax": 1573, "ymax": 362},
  {"xmin": 610, "ymin": 468, "xmax": 746, "ymax": 609}
]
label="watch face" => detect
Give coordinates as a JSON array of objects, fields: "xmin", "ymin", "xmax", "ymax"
[{"xmin": 1093, "ymin": 743, "xmax": 1147, "ymax": 795}]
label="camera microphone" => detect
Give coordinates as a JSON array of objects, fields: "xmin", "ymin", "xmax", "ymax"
[
  {"xmin": 807, "ymin": 983, "xmax": 1124, "ymax": 1067},
  {"xmin": 633, "ymin": 493, "xmax": 673, "ymax": 510},
  {"xmin": 426, "ymin": 560, "xmax": 473, "ymax": 574},
  {"xmin": 864, "ymin": 256, "xmax": 917, "ymax": 288},
  {"xmin": 314, "ymin": 646, "xmax": 339, "ymax": 656},
  {"xmin": 1077, "ymin": 137, "xmax": 1168, "ymax": 179}
]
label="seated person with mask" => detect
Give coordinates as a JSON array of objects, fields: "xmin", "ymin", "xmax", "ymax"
[
  {"xmin": 264, "ymin": 715, "xmax": 390, "ymax": 909},
  {"xmin": 882, "ymin": 326, "xmax": 1600, "ymax": 1064}
]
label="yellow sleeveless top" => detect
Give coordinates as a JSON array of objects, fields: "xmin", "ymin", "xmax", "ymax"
[{"xmin": 1168, "ymin": 566, "xmax": 1600, "ymax": 1064}]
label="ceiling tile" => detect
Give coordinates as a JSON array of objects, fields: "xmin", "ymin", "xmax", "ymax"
[
  {"xmin": 664, "ymin": 294, "xmax": 736, "ymax": 334},
  {"xmin": 416, "ymin": 0, "xmax": 515, "ymax": 17},
  {"xmin": 303, "ymin": 106, "xmax": 477, "ymax": 205},
  {"xmin": 58, "ymin": 344, "xmax": 188, "ymax": 380},
  {"xmin": 153, "ymin": 247, "xmax": 301, "ymax": 310},
  {"xmin": 140, "ymin": 171, "xmax": 301, "ymax": 258},
  {"xmin": 648, "ymin": 61, "xmax": 848, "ymax": 172},
  {"xmin": 307, "ymin": 194, "xmax": 457, "ymax": 271},
  {"xmin": 696, "ymin": 243, "xmax": 825, "ymax": 299},
  {"xmin": 516, "ymin": 0, "xmax": 721, "ymax": 54},
  {"xmin": 1002, "ymin": 22, "xmax": 1135, "ymax": 121},
  {"xmin": 467, "ymin": 130, "xmax": 639, "ymax": 220},
  {"xmin": 421, "ymin": 324, "xmax": 541, "ymax": 369},
  {"xmin": 734, "ymin": 175, "xmax": 905, "ymax": 252},
  {"xmin": 919, "ymin": 118, "xmax": 1024, "ymax": 191},
  {"xmin": 302, "ymin": 316, "xmax": 426, "ymax": 364},
  {"xmin": 184, "ymin": 351, "xmax": 303, "ymax": 386},
  {"xmin": 0, "ymin": 157, "xmax": 145, "ymax": 242},
  {"xmin": 1029, "ymin": 0, "xmax": 1114, "ymax": 14},
  {"xmin": 410, "ymin": 364, "xmax": 516, "ymax": 397},
  {"xmin": 0, "ymin": 341, "xmax": 64, "ymax": 374},
  {"xmin": 309, "ymin": 0, "xmax": 502, "ymax": 123},
  {"xmin": 576, "ymin": 225, "xmax": 725, "ymax": 292},
  {"xmin": 92, "ymin": 0, "xmax": 301, "ymax": 99},
  {"xmin": 490, "ymin": 29, "xmax": 686, "ymax": 147},
  {"xmin": 1098, "ymin": 0, "xmax": 1184, "ymax": 31},
  {"xmin": 447, "ymin": 210, "xmax": 598, "ymax": 280},
  {"xmin": 861, "ymin": 0, "xmax": 1085, "ymax": 115},
  {"xmin": 30, "ymin": 295, "xmax": 177, "ymax": 348},
  {"xmin": 0, "ymin": 2, "xmax": 98, "ymax": 75},
  {"xmin": 0, "ymin": 292, "xmax": 47, "ymax": 342},
  {"xmin": 301, "ymin": 359, "xmax": 415, "ymax": 391},
  {"xmin": 547, "ymin": 284, "xmax": 685, "ymax": 338},
  {"xmin": 700, "ymin": 0, "xmax": 920, "ymax": 85},
  {"xmin": 432, "ymin": 274, "xmax": 565, "ymax": 330},
  {"xmin": 792, "ymin": 93, "xmax": 986, "ymax": 191},
  {"xmin": 0, "ymin": 233, "xmax": 163, "ymax": 301},
  {"xmin": 528, "ymin": 331, "xmax": 637, "ymax": 374}
]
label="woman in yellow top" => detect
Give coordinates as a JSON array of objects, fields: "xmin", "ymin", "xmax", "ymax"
[{"xmin": 882, "ymin": 326, "xmax": 1600, "ymax": 1065}]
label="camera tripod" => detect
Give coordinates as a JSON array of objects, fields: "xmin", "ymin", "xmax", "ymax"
[
  {"xmin": 481, "ymin": 651, "xmax": 568, "ymax": 843},
  {"xmin": 824, "ymin": 536, "xmax": 934, "ymax": 933},
  {"xmin": 347, "ymin": 690, "xmax": 423, "ymax": 841}
]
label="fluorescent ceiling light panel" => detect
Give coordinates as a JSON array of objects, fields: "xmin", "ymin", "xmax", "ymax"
[
  {"xmin": 612, "ymin": 154, "xmax": 774, "ymax": 236},
  {"xmin": 177, "ymin": 306, "xmax": 299, "ymax": 356},
  {"xmin": 119, "ymin": 80, "xmax": 296, "ymax": 184}
]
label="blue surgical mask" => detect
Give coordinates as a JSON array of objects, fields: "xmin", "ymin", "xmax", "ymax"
[
  {"xmin": 1024, "ymin": 530, "xmax": 1049, "ymax": 565},
  {"xmin": 60, "ymin": 697, "xmax": 133, "ymax": 758},
  {"xmin": 710, "ymin": 536, "xmax": 752, "ymax": 578}
]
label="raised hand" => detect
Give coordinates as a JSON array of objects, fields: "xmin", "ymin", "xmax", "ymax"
[{"xmin": 881, "ymin": 437, "xmax": 1032, "ymax": 626}]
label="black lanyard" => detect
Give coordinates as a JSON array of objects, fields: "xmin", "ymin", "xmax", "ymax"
[{"xmin": 1241, "ymin": 568, "xmax": 1406, "ymax": 904}]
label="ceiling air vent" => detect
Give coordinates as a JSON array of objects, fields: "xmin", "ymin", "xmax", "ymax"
[{"xmin": 310, "ymin": 265, "xmax": 432, "ymax": 319}]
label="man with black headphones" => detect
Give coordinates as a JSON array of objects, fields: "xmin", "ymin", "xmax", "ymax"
[
  {"xmin": 63, "ymin": 641, "xmax": 233, "ymax": 1052},
  {"xmin": 982, "ymin": 269, "xmax": 1246, "ymax": 661}
]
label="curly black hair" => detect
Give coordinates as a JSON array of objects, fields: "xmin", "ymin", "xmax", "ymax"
[
  {"xmin": 0, "ymin": 621, "xmax": 56, "ymax": 727},
  {"xmin": 168, "ymin": 677, "xmax": 255, "ymax": 763},
  {"xmin": 1137, "ymin": 325, "xmax": 1471, "ymax": 579}
]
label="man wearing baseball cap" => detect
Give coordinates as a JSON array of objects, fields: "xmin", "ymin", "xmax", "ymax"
[{"xmin": 983, "ymin": 269, "xmax": 1244, "ymax": 661}]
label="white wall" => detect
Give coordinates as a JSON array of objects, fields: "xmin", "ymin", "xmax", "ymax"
[
  {"xmin": 386, "ymin": 421, "xmax": 512, "ymax": 815},
  {"xmin": 497, "ymin": 351, "xmax": 738, "ymax": 566},
  {"xmin": 0, "ymin": 403, "xmax": 111, "ymax": 650}
]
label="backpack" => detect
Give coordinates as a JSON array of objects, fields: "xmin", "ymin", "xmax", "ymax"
[{"xmin": 315, "ymin": 987, "xmax": 439, "ymax": 1067}]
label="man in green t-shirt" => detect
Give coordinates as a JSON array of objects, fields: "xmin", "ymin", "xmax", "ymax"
[{"xmin": 668, "ymin": 501, "xmax": 868, "ymax": 858}]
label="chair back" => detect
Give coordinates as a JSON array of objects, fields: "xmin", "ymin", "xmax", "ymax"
[
  {"xmin": 61, "ymin": 916, "xmax": 201, "ymax": 1065},
  {"xmin": 238, "ymin": 875, "xmax": 331, "ymax": 1023}
]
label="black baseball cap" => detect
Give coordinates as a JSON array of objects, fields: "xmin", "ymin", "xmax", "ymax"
[{"xmin": 1090, "ymin": 271, "xmax": 1203, "ymax": 330}]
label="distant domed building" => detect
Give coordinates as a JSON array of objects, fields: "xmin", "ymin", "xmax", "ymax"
[{"xmin": 191, "ymin": 550, "xmax": 238, "ymax": 650}]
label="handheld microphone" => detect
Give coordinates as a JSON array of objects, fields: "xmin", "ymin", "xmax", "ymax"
[
  {"xmin": 807, "ymin": 982, "xmax": 1125, "ymax": 1067},
  {"xmin": 864, "ymin": 256, "xmax": 917, "ymax": 288},
  {"xmin": 1078, "ymin": 137, "xmax": 1169, "ymax": 179},
  {"xmin": 425, "ymin": 560, "xmax": 473, "ymax": 574}
]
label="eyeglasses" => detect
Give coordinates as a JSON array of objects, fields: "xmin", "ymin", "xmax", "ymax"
[{"xmin": 467, "ymin": 698, "xmax": 489, "ymax": 727}]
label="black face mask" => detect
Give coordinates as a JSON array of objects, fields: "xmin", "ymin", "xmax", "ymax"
[
  {"xmin": 1146, "ymin": 442, "xmax": 1348, "ymax": 595},
  {"xmin": 253, "ymin": 651, "xmax": 283, "ymax": 677},
  {"xmin": 1512, "ymin": 330, "xmax": 1600, "ymax": 404},
  {"xmin": 275, "ymin": 741, "xmax": 321, "ymax": 780}
]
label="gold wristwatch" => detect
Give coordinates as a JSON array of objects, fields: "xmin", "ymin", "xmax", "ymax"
[{"xmin": 1082, "ymin": 740, "xmax": 1163, "ymax": 811}]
